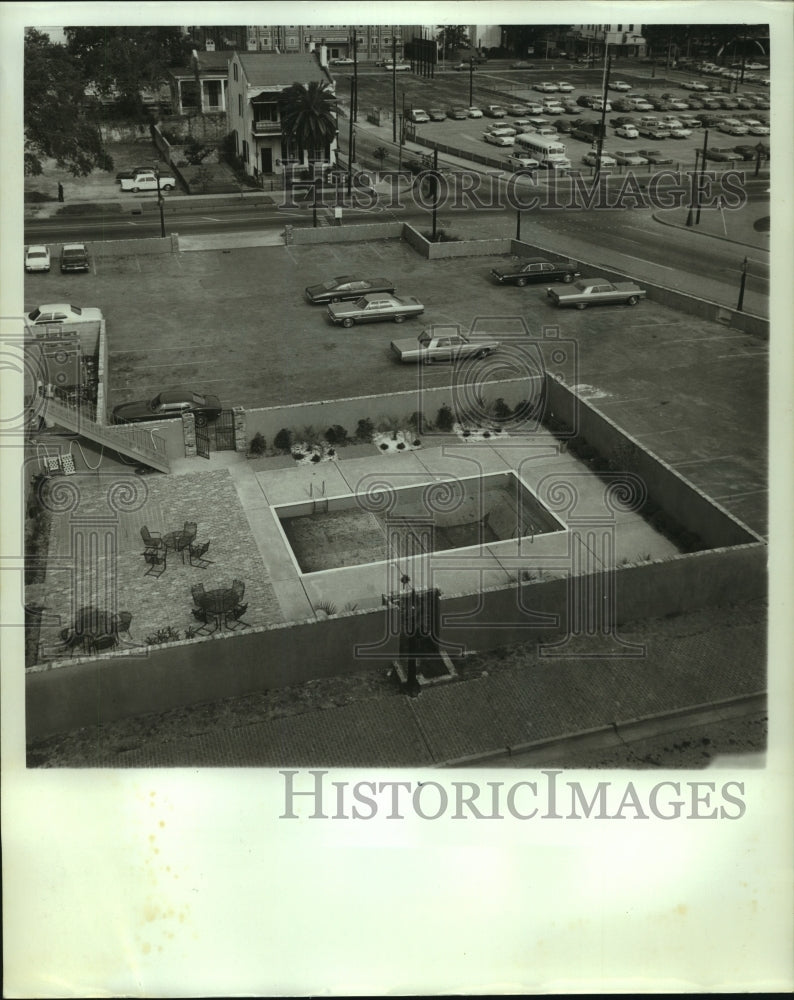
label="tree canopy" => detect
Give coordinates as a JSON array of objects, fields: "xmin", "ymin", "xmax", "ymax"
[
  {"xmin": 279, "ymin": 81, "xmax": 337, "ymax": 158},
  {"xmin": 24, "ymin": 29, "xmax": 112, "ymax": 176},
  {"xmin": 436, "ymin": 26, "xmax": 469, "ymax": 56}
]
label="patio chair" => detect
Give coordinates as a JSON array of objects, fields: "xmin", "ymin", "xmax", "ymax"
[
  {"xmin": 87, "ymin": 632, "xmax": 119, "ymax": 655},
  {"xmin": 111, "ymin": 611, "xmax": 133, "ymax": 642},
  {"xmin": 183, "ymin": 521, "xmax": 198, "ymax": 543},
  {"xmin": 230, "ymin": 579, "xmax": 246, "ymax": 603},
  {"xmin": 140, "ymin": 525, "xmax": 163, "ymax": 553},
  {"xmin": 188, "ymin": 540, "xmax": 213, "ymax": 568},
  {"xmin": 144, "ymin": 548, "xmax": 167, "ymax": 578},
  {"xmin": 225, "ymin": 601, "xmax": 250, "ymax": 631}
]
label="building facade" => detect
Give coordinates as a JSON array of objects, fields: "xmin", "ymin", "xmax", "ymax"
[
  {"xmin": 186, "ymin": 25, "xmax": 403, "ymax": 61},
  {"xmin": 226, "ymin": 51, "xmax": 336, "ymax": 178},
  {"xmin": 569, "ymin": 24, "xmax": 647, "ymax": 57}
]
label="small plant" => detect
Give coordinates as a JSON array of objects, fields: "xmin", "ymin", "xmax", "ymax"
[
  {"xmin": 183, "ymin": 625, "xmax": 200, "ymax": 639},
  {"xmin": 413, "ymin": 438, "xmax": 421, "ymax": 447},
  {"xmin": 342, "ymin": 602, "xmax": 359, "ymax": 614},
  {"xmin": 314, "ymin": 600, "xmax": 337, "ymax": 617},
  {"xmin": 373, "ymin": 146, "xmax": 388, "ymax": 167},
  {"xmin": 145, "ymin": 625, "xmax": 182, "ymax": 646},
  {"xmin": 379, "ymin": 442, "xmax": 389, "ymax": 450},
  {"xmin": 355, "ymin": 417, "xmax": 375, "ymax": 443},
  {"xmin": 324, "ymin": 424, "xmax": 349, "ymax": 446},
  {"xmin": 248, "ymin": 431, "xmax": 267, "ymax": 456},
  {"xmin": 483, "ymin": 430, "xmax": 491, "ymax": 438},
  {"xmin": 462, "ymin": 429, "xmax": 471, "ymax": 437},
  {"xmin": 274, "ymin": 428, "xmax": 293, "ymax": 452},
  {"xmin": 396, "ymin": 442, "xmax": 406, "ymax": 450},
  {"xmin": 408, "ymin": 410, "xmax": 424, "ymax": 434},
  {"xmin": 310, "ymin": 454, "xmax": 321, "ymax": 463},
  {"xmin": 436, "ymin": 403, "xmax": 454, "ymax": 432}
]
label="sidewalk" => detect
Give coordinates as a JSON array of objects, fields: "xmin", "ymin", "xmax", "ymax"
[
  {"xmin": 27, "ymin": 599, "xmax": 766, "ymax": 767},
  {"xmin": 653, "ymin": 203, "xmax": 770, "ymax": 252}
]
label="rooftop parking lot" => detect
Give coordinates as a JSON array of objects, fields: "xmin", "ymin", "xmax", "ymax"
[{"xmin": 24, "ymin": 234, "xmax": 768, "ymax": 534}]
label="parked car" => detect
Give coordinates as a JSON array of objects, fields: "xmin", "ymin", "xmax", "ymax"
[
  {"xmin": 505, "ymin": 103, "xmax": 530, "ymax": 115},
  {"xmin": 731, "ymin": 144, "xmax": 758, "ymax": 161},
  {"xmin": 698, "ymin": 112, "xmax": 727, "ymax": 127},
  {"xmin": 611, "ymin": 115, "xmax": 638, "ymax": 127},
  {"xmin": 511, "ymin": 61, "xmax": 530, "ymax": 69},
  {"xmin": 718, "ymin": 118, "xmax": 750, "ymax": 135},
  {"xmin": 637, "ymin": 148, "xmax": 674, "ymax": 164},
  {"xmin": 679, "ymin": 115, "xmax": 702, "ymax": 128},
  {"xmin": 448, "ymin": 106, "xmax": 469, "ymax": 119},
  {"xmin": 668, "ymin": 126, "xmax": 693, "ymax": 138},
  {"xmin": 682, "ymin": 80, "xmax": 709, "ymax": 90},
  {"xmin": 60, "ymin": 243, "xmax": 90, "ymax": 273},
  {"xmin": 610, "ymin": 80, "xmax": 632, "ymax": 91},
  {"xmin": 553, "ymin": 118, "xmax": 573, "ymax": 133},
  {"xmin": 704, "ymin": 146, "xmax": 742, "ymax": 162},
  {"xmin": 483, "ymin": 131, "xmax": 514, "ymax": 146},
  {"xmin": 330, "ymin": 57, "xmax": 355, "ymax": 66},
  {"xmin": 749, "ymin": 97, "xmax": 770, "ymax": 109},
  {"xmin": 576, "ymin": 95, "xmax": 595, "ymax": 108},
  {"xmin": 391, "ymin": 329, "xmax": 499, "ymax": 364},
  {"xmin": 638, "ymin": 125, "xmax": 671, "ymax": 139},
  {"xmin": 115, "ymin": 165, "xmax": 149, "ymax": 182},
  {"xmin": 112, "ymin": 390, "xmax": 222, "ymax": 426},
  {"xmin": 668, "ymin": 98, "xmax": 690, "ymax": 110},
  {"xmin": 120, "ymin": 171, "xmax": 176, "ymax": 192},
  {"xmin": 613, "ymin": 149, "xmax": 649, "ymax": 166},
  {"xmin": 409, "ymin": 109, "xmax": 430, "ymax": 123},
  {"xmin": 25, "ymin": 245, "xmax": 50, "ymax": 273},
  {"xmin": 659, "ymin": 115, "xmax": 683, "ymax": 127},
  {"xmin": 305, "ymin": 276, "xmax": 396, "ymax": 304},
  {"xmin": 534, "ymin": 81, "xmax": 560, "ymax": 92},
  {"xmin": 557, "ymin": 81, "xmax": 575, "ymax": 92},
  {"xmin": 491, "ymin": 257, "xmax": 580, "ymax": 286},
  {"xmin": 484, "ymin": 105, "xmax": 507, "ymax": 118},
  {"xmin": 547, "ymin": 279, "xmax": 646, "ymax": 309},
  {"xmin": 716, "ymin": 96, "xmax": 739, "ymax": 109},
  {"xmin": 25, "ymin": 303, "xmax": 103, "ymax": 326},
  {"xmin": 615, "ymin": 124, "xmax": 640, "ymax": 139},
  {"xmin": 734, "ymin": 98, "xmax": 756, "ymax": 110},
  {"xmin": 743, "ymin": 119, "xmax": 770, "ymax": 136},
  {"xmin": 513, "ymin": 118, "xmax": 535, "ymax": 131},
  {"xmin": 541, "ymin": 100, "xmax": 565, "ymax": 114},
  {"xmin": 582, "ymin": 151, "xmax": 617, "ymax": 167},
  {"xmin": 428, "ymin": 108, "xmax": 447, "ymax": 121},
  {"xmin": 384, "ymin": 62, "xmax": 410, "ymax": 72},
  {"xmin": 467, "ymin": 106, "xmax": 484, "ymax": 118},
  {"xmin": 327, "ymin": 294, "xmax": 424, "ymax": 327},
  {"xmin": 684, "ymin": 96, "xmax": 704, "ymax": 109},
  {"xmin": 506, "ymin": 152, "xmax": 540, "ymax": 170},
  {"xmin": 486, "ymin": 125, "xmax": 517, "ymax": 137}
]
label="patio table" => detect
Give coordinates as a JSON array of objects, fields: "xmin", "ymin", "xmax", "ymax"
[
  {"xmin": 163, "ymin": 530, "xmax": 192, "ymax": 562},
  {"xmin": 63, "ymin": 605, "xmax": 119, "ymax": 654},
  {"xmin": 193, "ymin": 588, "xmax": 237, "ymax": 635}
]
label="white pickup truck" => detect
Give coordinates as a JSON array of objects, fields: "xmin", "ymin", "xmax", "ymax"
[{"xmin": 120, "ymin": 171, "xmax": 176, "ymax": 192}]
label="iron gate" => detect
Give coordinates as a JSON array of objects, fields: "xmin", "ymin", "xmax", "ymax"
[
  {"xmin": 213, "ymin": 410, "xmax": 236, "ymax": 450},
  {"xmin": 195, "ymin": 418, "xmax": 210, "ymax": 459}
]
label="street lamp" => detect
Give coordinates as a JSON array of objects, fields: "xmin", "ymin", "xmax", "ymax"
[
  {"xmin": 153, "ymin": 163, "xmax": 166, "ymax": 238},
  {"xmin": 685, "ymin": 148, "xmax": 700, "ymax": 226},
  {"xmin": 469, "ymin": 59, "xmax": 475, "ymax": 106},
  {"xmin": 754, "ymin": 141, "xmax": 765, "ymax": 178}
]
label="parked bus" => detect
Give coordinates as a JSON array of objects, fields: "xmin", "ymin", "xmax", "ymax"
[{"xmin": 514, "ymin": 133, "xmax": 571, "ymax": 170}]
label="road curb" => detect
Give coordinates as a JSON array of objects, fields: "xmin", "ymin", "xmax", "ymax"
[{"xmin": 651, "ymin": 209, "xmax": 769, "ymax": 252}]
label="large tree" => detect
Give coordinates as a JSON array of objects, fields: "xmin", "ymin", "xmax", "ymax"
[
  {"xmin": 436, "ymin": 26, "xmax": 469, "ymax": 56},
  {"xmin": 279, "ymin": 81, "xmax": 337, "ymax": 162},
  {"xmin": 64, "ymin": 26, "xmax": 191, "ymax": 114},
  {"xmin": 24, "ymin": 29, "xmax": 112, "ymax": 176}
]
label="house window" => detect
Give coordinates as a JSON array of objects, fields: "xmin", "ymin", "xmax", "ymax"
[
  {"xmin": 617, "ymin": 24, "xmax": 623, "ymax": 31},
  {"xmin": 238, "ymin": 94, "xmax": 242, "ymax": 116},
  {"xmin": 242, "ymin": 139, "xmax": 249, "ymax": 163},
  {"xmin": 233, "ymin": 62, "xmax": 238, "ymax": 81}
]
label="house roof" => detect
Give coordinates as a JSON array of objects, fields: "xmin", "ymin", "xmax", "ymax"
[
  {"xmin": 194, "ymin": 50, "xmax": 235, "ymax": 73},
  {"xmin": 237, "ymin": 52, "xmax": 329, "ymax": 87}
]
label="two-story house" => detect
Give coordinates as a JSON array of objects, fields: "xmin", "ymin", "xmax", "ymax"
[{"xmin": 227, "ymin": 51, "xmax": 336, "ymax": 179}]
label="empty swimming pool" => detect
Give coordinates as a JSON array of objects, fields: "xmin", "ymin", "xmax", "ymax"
[{"xmin": 275, "ymin": 472, "xmax": 565, "ymax": 574}]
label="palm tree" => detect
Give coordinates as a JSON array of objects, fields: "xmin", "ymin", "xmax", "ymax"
[{"xmin": 279, "ymin": 81, "xmax": 337, "ymax": 166}]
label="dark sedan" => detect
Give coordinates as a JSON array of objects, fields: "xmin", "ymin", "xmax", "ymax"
[
  {"xmin": 703, "ymin": 146, "xmax": 742, "ymax": 163},
  {"xmin": 638, "ymin": 148, "xmax": 674, "ymax": 165},
  {"xmin": 115, "ymin": 166, "xmax": 149, "ymax": 182},
  {"xmin": 305, "ymin": 275, "xmax": 395, "ymax": 304},
  {"xmin": 112, "ymin": 390, "xmax": 222, "ymax": 425},
  {"xmin": 491, "ymin": 257, "xmax": 580, "ymax": 286}
]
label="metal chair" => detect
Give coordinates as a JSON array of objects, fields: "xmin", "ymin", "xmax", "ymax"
[
  {"xmin": 183, "ymin": 521, "xmax": 198, "ymax": 543},
  {"xmin": 189, "ymin": 540, "xmax": 213, "ymax": 568},
  {"xmin": 111, "ymin": 611, "xmax": 133, "ymax": 642},
  {"xmin": 191, "ymin": 583, "xmax": 207, "ymax": 606},
  {"xmin": 140, "ymin": 525, "xmax": 163, "ymax": 554},
  {"xmin": 225, "ymin": 601, "xmax": 250, "ymax": 631},
  {"xmin": 144, "ymin": 548, "xmax": 167, "ymax": 577},
  {"xmin": 87, "ymin": 632, "xmax": 119, "ymax": 655}
]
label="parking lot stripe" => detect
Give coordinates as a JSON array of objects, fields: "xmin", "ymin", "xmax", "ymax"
[
  {"xmin": 716, "ymin": 352, "xmax": 768, "ymax": 360},
  {"xmin": 201, "ymin": 216, "xmax": 222, "ymax": 222}
]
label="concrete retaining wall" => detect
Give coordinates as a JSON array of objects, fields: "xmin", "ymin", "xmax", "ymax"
[
  {"xmin": 290, "ymin": 222, "xmax": 404, "ymax": 244},
  {"xmin": 46, "ymin": 236, "xmax": 179, "ymax": 260},
  {"xmin": 545, "ymin": 377, "xmax": 763, "ymax": 548},
  {"xmin": 242, "ymin": 378, "xmax": 539, "ymax": 446},
  {"xmin": 25, "ymin": 540, "xmax": 767, "ymax": 743},
  {"xmin": 510, "ymin": 238, "xmax": 768, "ymax": 339}
]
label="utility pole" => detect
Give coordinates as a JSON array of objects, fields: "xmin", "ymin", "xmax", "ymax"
[
  {"xmin": 392, "ymin": 36, "xmax": 397, "ymax": 142},
  {"xmin": 352, "ymin": 29, "xmax": 358, "ymax": 122},
  {"xmin": 737, "ymin": 257, "xmax": 748, "ymax": 312},
  {"xmin": 153, "ymin": 164, "xmax": 166, "ymax": 238},
  {"xmin": 347, "ymin": 76, "xmax": 356, "ymax": 195},
  {"xmin": 685, "ymin": 149, "xmax": 699, "ymax": 226},
  {"xmin": 696, "ymin": 129, "xmax": 709, "ymax": 225},
  {"xmin": 469, "ymin": 58, "xmax": 475, "ymax": 106},
  {"xmin": 594, "ymin": 55, "xmax": 611, "ymax": 186},
  {"xmin": 431, "ymin": 148, "xmax": 439, "ymax": 240}
]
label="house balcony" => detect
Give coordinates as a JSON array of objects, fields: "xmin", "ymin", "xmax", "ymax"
[{"xmin": 253, "ymin": 120, "xmax": 283, "ymax": 136}]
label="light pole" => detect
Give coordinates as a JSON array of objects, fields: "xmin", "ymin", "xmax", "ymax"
[
  {"xmin": 736, "ymin": 256, "xmax": 748, "ymax": 312},
  {"xmin": 469, "ymin": 58, "xmax": 475, "ymax": 106},
  {"xmin": 153, "ymin": 164, "xmax": 166, "ymax": 238},
  {"xmin": 754, "ymin": 141, "xmax": 765, "ymax": 177},
  {"xmin": 685, "ymin": 149, "xmax": 700, "ymax": 226},
  {"xmin": 696, "ymin": 129, "xmax": 709, "ymax": 225}
]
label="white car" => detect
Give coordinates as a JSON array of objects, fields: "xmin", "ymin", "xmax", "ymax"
[
  {"xmin": 25, "ymin": 303, "xmax": 104, "ymax": 326},
  {"xmin": 613, "ymin": 149, "xmax": 649, "ymax": 166},
  {"xmin": 582, "ymin": 152, "xmax": 617, "ymax": 167},
  {"xmin": 513, "ymin": 118, "xmax": 534, "ymax": 130},
  {"xmin": 668, "ymin": 126, "xmax": 693, "ymax": 138},
  {"xmin": 615, "ymin": 125, "xmax": 639, "ymax": 139},
  {"xmin": 541, "ymin": 101, "xmax": 565, "ymax": 114},
  {"xmin": 610, "ymin": 80, "xmax": 632, "ymax": 91},
  {"xmin": 330, "ymin": 57, "xmax": 355, "ymax": 65},
  {"xmin": 682, "ymin": 80, "xmax": 709, "ymax": 91},
  {"xmin": 557, "ymin": 81, "xmax": 575, "ymax": 92},
  {"xmin": 679, "ymin": 115, "xmax": 702, "ymax": 127},
  {"xmin": 486, "ymin": 125, "xmax": 517, "ymax": 137},
  {"xmin": 745, "ymin": 61, "xmax": 768, "ymax": 70},
  {"xmin": 483, "ymin": 132, "xmax": 514, "ymax": 146},
  {"xmin": 25, "ymin": 245, "xmax": 51, "ymax": 273},
  {"xmin": 718, "ymin": 118, "xmax": 749, "ymax": 135},
  {"xmin": 534, "ymin": 81, "xmax": 560, "ymax": 92},
  {"xmin": 507, "ymin": 153, "xmax": 540, "ymax": 169},
  {"xmin": 590, "ymin": 98, "xmax": 612, "ymax": 112},
  {"xmin": 535, "ymin": 127, "xmax": 559, "ymax": 137},
  {"xmin": 660, "ymin": 116, "xmax": 683, "ymax": 128},
  {"xmin": 467, "ymin": 106, "xmax": 483, "ymax": 118},
  {"xmin": 384, "ymin": 63, "xmax": 410, "ymax": 72},
  {"xmin": 744, "ymin": 119, "xmax": 770, "ymax": 135},
  {"xmin": 409, "ymin": 109, "xmax": 430, "ymax": 123},
  {"xmin": 669, "ymin": 99, "xmax": 690, "ymax": 110},
  {"xmin": 523, "ymin": 101, "xmax": 545, "ymax": 114}
]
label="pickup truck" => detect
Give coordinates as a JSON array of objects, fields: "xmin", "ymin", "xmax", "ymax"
[
  {"xmin": 391, "ymin": 329, "xmax": 500, "ymax": 364},
  {"xmin": 120, "ymin": 171, "xmax": 176, "ymax": 192},
  {"xmin": 547, "ymin": 280, "xmax": 646, "ymax": 309}
]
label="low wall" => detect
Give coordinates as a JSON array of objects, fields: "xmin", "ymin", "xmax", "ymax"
[
  {"xmin": 25, "ymin": 541, "xmax": 767, "ymax": 743},
  {"xmin": 46, "ymin": 236, "xmax": 179, "ymax": 260},
  {"xmin": 545, "ymin": 377, "xmax": 763, "ymax": 548},
  {"xmin": 242, "ymin": 378, "xmax": 539, "ymax": 446},
  {"xmin": 290, "ymin": 221, "xmax": 404, "ymax": 245},
  {"xmin": 510, "ymin": 238, "xmax": 768, "ymax": 338}
]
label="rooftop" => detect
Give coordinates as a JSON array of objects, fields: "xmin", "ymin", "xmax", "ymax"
[{"xmin": 237, "ymin": 51, "xmax": 329, "ymax": 87}]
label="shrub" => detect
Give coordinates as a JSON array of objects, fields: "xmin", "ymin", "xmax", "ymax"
[
  {"xmin": 310, "ymin": 454, "xmax": 321, "ymax": 463},
  {"xmin": 145, "ymin": 625, "xmax": 182, "ymax": 646},
  {"xmin": 248, "ymin": 432, "xmax": 266, "ymax": 456},
  {"xmin": 396, "ymin": 442, "xmax": 406, "ymax": 450},
  {"xmin": 324, "ymin": 424, "xmax": 348, "ymax": 446},
  {"xmin": 492, "ymin": 397, "xmax": 512, "ymax": 422},
  {"xmin": 379, "ymin": 443, "xmax": 389, "ymax": 450},
  {"xmin": 435, "ymin": 404, "xmax": 454, "ymax": 432},
  {"xmin": 315, "ymin": 601, "xmax": 337, "ymax": 616},
  {"xmin": 408, "ymin": 410, "xmax": 424, "ymax": 434},
  {"xmin": 274, "ymin": 428, "xmax": 292, "ymax": 452},
  {"xmin": 355, "ymin": 418, "xmax": 374, "ymax": 443}
]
